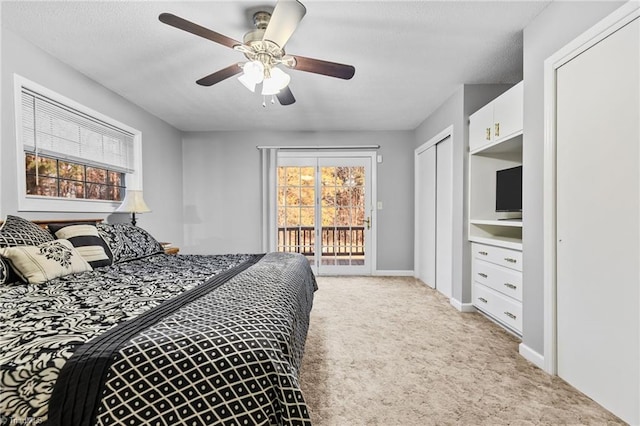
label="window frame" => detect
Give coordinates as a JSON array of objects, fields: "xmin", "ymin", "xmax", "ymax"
[{"xmin": 13, "ymin": 74, "xmax": 143, "ymax": 213}]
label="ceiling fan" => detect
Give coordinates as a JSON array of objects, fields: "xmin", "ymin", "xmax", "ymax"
[{"xmin": 159, "ymin": 0, "xmax": 355, "ymax": 106}]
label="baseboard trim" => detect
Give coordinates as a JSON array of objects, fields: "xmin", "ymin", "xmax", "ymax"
[
  {"xmin": 450, "ymin": 298, "xmax": 476, "ymax": 312},
  {"xmin": 373, "ymin": 270, "xmax": 414, "ymax": 276},
  {"xmin": 519, "ymin": 343, "xmax": 545, "ymax": 370}
]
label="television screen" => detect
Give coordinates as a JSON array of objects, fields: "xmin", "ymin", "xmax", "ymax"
[{"xmin": 495, "ymin": 166, "xmax": 522, "ymax": 212}]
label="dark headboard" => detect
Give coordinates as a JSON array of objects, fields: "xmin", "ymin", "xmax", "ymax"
[{"xmin": 0, "ymin": 218, "xmax": 104, "ymax": 230}]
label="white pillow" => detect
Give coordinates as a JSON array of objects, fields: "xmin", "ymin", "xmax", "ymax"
[{"xmin": 0, "ymin": 239, "xmax": 92, "ymax": 284}]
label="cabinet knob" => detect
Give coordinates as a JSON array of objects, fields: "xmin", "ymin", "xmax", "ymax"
[
  {"xmin": 485, "ymin": 128, "xmax": 491, "ymax": 140},
  {"xmin": 478, "ymin": 273, "xmax": 488, "ymax": 278},
  {"xmin": 494, "ymin": 122, "xmax": 500, "ymax": 137},
  {"xmin": 504, "ymin": 257, "xmax": 517, "ymax": 264},
  {"xmin": 478, "ymin": 251, "xmax": 488, "ymax": 256},
  {"xmin": 478, "ymin": 297, "xmax": 488, "ymax": 304},
  {"xmin": 504, "ymin": 283, "xmax": 517, "ymax": 290},
  {"xmin": 504, "ymin": 311, "xmax": 517, "ymax": 320}
]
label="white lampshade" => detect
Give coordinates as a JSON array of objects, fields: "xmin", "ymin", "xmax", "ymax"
[
  {"xmin": 117, "ymin": 190, "xmax": 151, "ymax": 213},
  {"xmin": 116, "ymin": 190, "xmax": 150, "ymax": 226},
  {"xmin": 238, "ymin": 60, "xmax": 265, "ymax": 92},
  {"xmin": 261, "ymin": 67, "xmax": 290, "ymax": 95}
]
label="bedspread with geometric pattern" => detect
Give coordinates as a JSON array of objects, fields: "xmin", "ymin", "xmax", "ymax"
[{"xmin": 0, "ymin": 252, "xmax": 316, "ymax": 426}]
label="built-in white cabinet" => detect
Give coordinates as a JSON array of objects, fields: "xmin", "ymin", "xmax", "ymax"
[
  {"xmin": 468, "ymin": 82, "xmax": 524, "ymax": 335},
  {"xmin": 469, "ymin": 82, "xmax": 523, "ymax": 152},
  {"xmin": 468, "ymin": 82, "xmax": 523, "ymax": 250},
  {"xmin": 471, "ymin": 242, "xmax": 523, "ymax": 335}
]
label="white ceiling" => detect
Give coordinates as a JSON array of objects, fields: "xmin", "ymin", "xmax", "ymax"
[{"xmin": 2, "ymin": 1, "xmax": 550, "ymax": 132}]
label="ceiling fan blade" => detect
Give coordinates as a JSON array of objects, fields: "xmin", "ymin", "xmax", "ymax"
[
  {"xmin": 159, "ymin": 13, "xmax": 242, "ymax": 50},
  {"xmin": 277, "ymin": 86, "xmax": 296, "ymax": 105},
  {"xmin": 289, "ymin": 55, "xmax": 355, "ymax": 80},
  {"xmin": 262, "ymin": 0, "xmax": 306, "ymax": 48},
  {"xmin": 196, "ymin": 64, "xmax": 242, "ymax": 86}
]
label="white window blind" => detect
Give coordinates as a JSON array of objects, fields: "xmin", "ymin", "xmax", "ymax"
[{"xmin": 21, "ymin": 88, "xmax": 135, "ymax": 173}]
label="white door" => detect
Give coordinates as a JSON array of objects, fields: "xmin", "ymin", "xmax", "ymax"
[
  {"xmin": 277, "ymin": 153, "xmax": 374, "ymax": 275},
  {"xmin": 556, "ymin": 17, "xmax": 639, "ymax": 425},
  {"xmin": 415, "ymin": 145, "xmax": 436, "ymax": 288},
  {"xmin": 415, "ymin": 134, "xmax": 453, "ymax": 297},
  {"xmin": 435, "ymin": 136, "xmax": 453, "ymax": 298}
]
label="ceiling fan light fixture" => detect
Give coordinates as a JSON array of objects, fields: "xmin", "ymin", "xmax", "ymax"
[
  {"xmin": 261, "ymin": 67, "xmax": 290, "ymax": 95},
  {"xmin": 238, "ymin": 60, "xmax": 265, "ymax": 92},
  {"xmin": 238, "ymin": 74, "xmax": 257, "ymax": 92}
]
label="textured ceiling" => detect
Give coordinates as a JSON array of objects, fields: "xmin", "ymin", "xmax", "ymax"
[{"xmin": 2, "ymin": 1, "xmax": 550, "ymax": 132}]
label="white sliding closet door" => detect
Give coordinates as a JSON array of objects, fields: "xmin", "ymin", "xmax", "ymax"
[
  {"xmin": 416, "ymin": 146, "xmax": 436, "ymax": 288},
  {"xmin": 435, "ymin": 137, "xmax": 453, "ymax": 298},
  {"xmin": 415, "ymin": 134, "xmax": 453, "ymax": 297},
  {"xmin": 556, "ymin": 17, "xmax": 639, "ymax": 425}
]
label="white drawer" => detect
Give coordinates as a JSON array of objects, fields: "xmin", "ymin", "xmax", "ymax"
[
  {"xmin": 473, "ymin": 282, "xmax": 522, "ymax": 334},
  {"xmin": 473, "ymin": 259, "xmax": 523, "ymax": 301},
  {"xmin": 472, "ymin": 243, "xmax": 522, "ymax": 271}
]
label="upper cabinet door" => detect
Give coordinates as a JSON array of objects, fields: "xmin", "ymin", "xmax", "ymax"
[
  {"xmin": 493, "ymin": 81, "xmax": 523, "ymax": 142},
  {"xmin": 469, "ymin": 103, "xmax": 495, "ymax": 152}
]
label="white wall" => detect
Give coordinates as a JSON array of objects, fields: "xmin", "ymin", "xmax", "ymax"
[
  {"xmin": 0, "ymin": 28, "xmax": 184, "ymax": 245},
  {"xmin": 182, "ymin": 130, "xmax": 415, "ymax": 272},
  {"xmin": 521, "ymin": 0, "xmax": 624, "ymax": 357}
]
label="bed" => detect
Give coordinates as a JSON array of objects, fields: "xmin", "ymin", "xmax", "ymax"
[{"xmin": 0, "ymin": 215, "xmax": 316, "ymax": 425}]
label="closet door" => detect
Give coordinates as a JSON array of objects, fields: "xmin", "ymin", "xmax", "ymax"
[
  {"xmin": 416, "ymin": 146, "xmax": 436, "ymax": 288},
  {"xmin": 435, "ymin": 137, "xmax": 452, "ymax": 298},
  {"xmin": 556, "ymin": 18, "xmax": 639, "ymax": 425}
]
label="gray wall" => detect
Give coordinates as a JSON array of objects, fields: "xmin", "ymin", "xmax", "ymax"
[
  {"xmin": 182, "ymin": 130, "xmax": 415, "ymax": 271},
  {"xmin": 0, "ymin": 28, "xmax": 184, "ymax": 245},
  {"xmin": 521, "ymin": 0, "xmax": 624, "ymax": 356},
  {"xmin": 413, "ymin": 84, "xmax": 510, "ymax": 303}
]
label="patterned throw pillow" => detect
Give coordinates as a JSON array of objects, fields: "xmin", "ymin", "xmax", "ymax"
[
  {"xmin": 0, "ymin": 257, "xmax": 10, "ymax": 286},
  {"xmin": 96, "ymin": 223, "xmax": 163, "ymax": 264},
  {"xmin": 0, "ymin": 239, "xmax": 92, "ymax": 285},
  {"xmin": 48, "ymin": 223, "xmax": 113, "ymax": 268},
  {"xmin": 0, "ymin": 215, "xmax": 56, "ymax": 285},
  {"xmin": 0, "ymin": 215, "xmax": 54, "ymax": 246}
]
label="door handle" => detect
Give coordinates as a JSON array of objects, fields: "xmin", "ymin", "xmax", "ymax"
[{"xmin": 364, "ymin": 217, "xmax": 371, "ymax": 230}]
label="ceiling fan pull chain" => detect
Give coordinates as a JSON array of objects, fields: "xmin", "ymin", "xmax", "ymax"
[
  {"xmin": 262, "ymin": 96, "xmax": 267, "ymax": 108},
  {"xmin": 271, "ymin": 95, "xmax": 276, "ymax": 105}
]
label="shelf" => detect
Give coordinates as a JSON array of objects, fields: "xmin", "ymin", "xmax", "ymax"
[
  {"xmin": 469, "ymin": 235, "xmax": 523, "ymax": 251},
  {"xmin": 470, "ymin": 219, "xmax": 522, "ymax": 228},
  {"xmin": 470, "ymin": 133, "xmax": 523, "ymax": 156}
]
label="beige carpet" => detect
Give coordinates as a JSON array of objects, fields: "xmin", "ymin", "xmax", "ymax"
[{"xmin": 299, "ymin": 276, "xmax": 624, "ymax": 426}]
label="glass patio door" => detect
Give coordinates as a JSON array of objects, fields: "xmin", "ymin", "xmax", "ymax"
[{"xmin": 276, "ymin": 154, "xmax": 373, "ymax": 275}]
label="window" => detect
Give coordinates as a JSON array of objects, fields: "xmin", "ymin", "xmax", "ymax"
[
  {"xmin": 14, "ymin": 75, "xmax": 142, "ymax": 212},
  {"xmin": 25, "ymin": 154, "xmax": 125, "ymax": 200}
]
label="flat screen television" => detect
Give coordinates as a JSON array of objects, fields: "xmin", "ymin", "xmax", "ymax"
[{"xmin": 495, "ymin": 165, "xmax": 522, "ymax": 212}]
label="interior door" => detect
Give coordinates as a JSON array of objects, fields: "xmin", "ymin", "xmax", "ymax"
[
  {"xmin": 277, "ymin": 154, "xmax": 373, "ymax": 275},
  {"xmin": 556, "ymin": 17, "xmax": 639, "ymax": 425},
  {"xmin": 415, "ymin": 136, "xmax": 453, "ymax": 297},
  {"xmin": 435, "ymin": 136, "xmax": 453, "ymax": 298},
  {"xmin": 415, "ymin": 146, "xmax": 436, "ymax": 288}
]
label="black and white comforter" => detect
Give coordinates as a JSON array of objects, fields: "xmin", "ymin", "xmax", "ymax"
[{"xmin": 0, "ymin": 252, "xmax": 316, "ymax": 425}]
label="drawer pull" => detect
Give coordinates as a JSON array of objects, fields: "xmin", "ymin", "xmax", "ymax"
[
  {"xmin": 478, "ymin": 273, "xmax": 488, "ymax": 278},
  {"xmin": 478, "ymin": 297, "xmax": 488, "ymax": 304},
  {"xmin": 494, "ymin": 122, "xmax": 500, "ymax": 137},
  {"xmin": 504, "ymin": 311, "xmax": 517, "ymax": 320},
  {"xmin": 478, "ymin": 251, "xmax": 488, "ymax": 256},
  {"xmin": 485, "ymin": 128, "xmax": 491, "ymax": 140},
  {"xmin": 504, "ymin": 283, "xmax": 517, "ymax": 290},
  {"xmin": 504, "ymin": 257, "xmax": 518, "ymax": 264}
]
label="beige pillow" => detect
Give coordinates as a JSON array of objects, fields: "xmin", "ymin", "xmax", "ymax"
[{"xmin": 0, "ymin": 239, "xmax": 92, "ymax": 284}]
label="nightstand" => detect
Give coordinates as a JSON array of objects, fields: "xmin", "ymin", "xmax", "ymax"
[{"xmin": 160, "ymin": 243, "xmax": 179, "ymax": 255}]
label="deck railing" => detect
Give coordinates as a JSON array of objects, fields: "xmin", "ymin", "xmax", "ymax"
[{"xmin": 278, "ymin": 226, "xmax": 365, "ymax": 256}]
